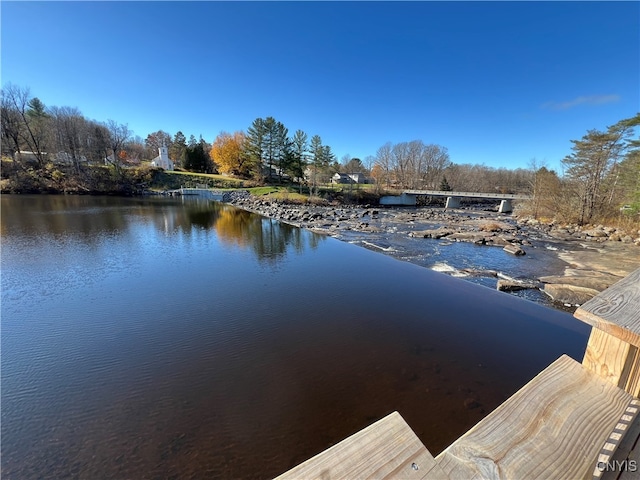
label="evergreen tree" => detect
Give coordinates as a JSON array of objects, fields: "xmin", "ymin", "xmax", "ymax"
[
  {"xmin": 309, "ymin": 135, "xmax": 331, "ymax": 195},
  {"xmin": 322, "ymin": 145, "xmax": 336, "ymax": 169},
  {"xmin": 169, "ymin": 131, "xmax": 187, "ymax": 168},
  {"xmin": 262, "ymin": 117, "xmax": 277, "ymax": 181},
  {"xmin": 199, "ymin": 135, "xmax": 215, "ymax": 173},
  {"xmin": 439, "ymin": 176, "xmax": 452, "ymax": 191},
  {"xmin": 273, "ymin": 120, "xmax": 291, "ymax": 182},
  {"xmin": 562, "ymin": 115, "xmax": 638, "ymax": 224},
  {"xmin": 606, "ymin": 114, "xmax": 640, "ymax": 214},
  {"xmin": 289, "ymin": 130, "xmax": 309, "ymax": 191},
  {"xmin": 244, "ymin": 116, "xmax": 291, "ymax": 182},
  {"xmin": 244, "ymin": 117, "xmax": 266, "ymax": 181},
  {"xmin": 616, "ymin": 150, "xmax": 640, "ymax": 214},
  {"xmin": 184, "ymin": 141, "xmax": 210, "ymax": 173}
]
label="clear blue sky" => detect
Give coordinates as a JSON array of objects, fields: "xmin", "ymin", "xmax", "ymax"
[{"xmin": 2, "ymin": 1, "xmax": 638, "ymax": 171}]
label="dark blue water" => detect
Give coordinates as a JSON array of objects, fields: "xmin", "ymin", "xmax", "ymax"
[{"xmin": 1, "ymin": 195, "xmax": 589, "ymax": 479}]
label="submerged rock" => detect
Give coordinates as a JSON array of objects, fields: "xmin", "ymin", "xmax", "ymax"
[{"xmin": 464, "ymin": 398, "xmax": 482, "ymax": 410}]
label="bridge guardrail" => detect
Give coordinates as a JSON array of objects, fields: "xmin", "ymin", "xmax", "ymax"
[{"xmin": 403, "ymin": 190, "xmax": 531, "ymax": 200}]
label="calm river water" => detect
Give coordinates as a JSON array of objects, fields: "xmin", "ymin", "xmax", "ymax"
[{"xmin": 1, "ymin": 195, "xmax": 590, "ymax": 479}]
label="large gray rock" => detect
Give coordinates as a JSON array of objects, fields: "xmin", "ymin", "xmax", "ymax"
[
  {"xmin": 497, "ymin": 279, "xmax": 539, "ymax": 292},
  {"xmin": 538, "ymin": 274, "xmax": 619, "ymax": 292},
  {"xmin": 448, "ymin": 232, "xmax": 488, "ymax": 244},
  {"xmin": 409, "ymin": 228, "xmax": 454, "ymax": 239},
  {"xmin": 583, "ymin": 228, "xmax": 608, "ymax": 238},
  {"xmin": 503, "ymin": 244, "xmax": 526, "ymax": 256},
  {"xmin": 542, "ymin": 284, "xmax": 600, "ymax": 306}
]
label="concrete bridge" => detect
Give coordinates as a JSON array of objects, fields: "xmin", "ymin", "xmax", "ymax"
[{"xmin": 380, "ymin": 189, "xmax": 531, "ymax": 213}]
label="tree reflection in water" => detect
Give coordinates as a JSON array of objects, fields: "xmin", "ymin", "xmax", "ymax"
[{"xmin": 214, "ymin": 204, "xmax": 323, "ymax": 262}]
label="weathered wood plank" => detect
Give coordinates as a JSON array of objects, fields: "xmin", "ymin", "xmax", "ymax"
[
  {"xmin": 574, "ymin": 268, "xmax": 640, "ymax": 348},
  {"xmin": 623, "ymin": 349, "xmax": 640, "ymax": 398},
  {"xmin": 583, "ymin": 327, "xmax": 639, "ymax": 395},
  {"xmin": 435, "ymin": 355, "xmax": 633, "ymax": 480},
  {"xmin": 275, "ymin": 411, "xmax": 448, "ymax": 480}
]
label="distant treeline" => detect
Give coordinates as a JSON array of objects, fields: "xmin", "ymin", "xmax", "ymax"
[
  {"xmin": 1, "ymin": 83, "xmax": 638, "ymax": 225},
  {"xmin": 528, "ymin": 114, "xmax": 639, "ymax": 224}
]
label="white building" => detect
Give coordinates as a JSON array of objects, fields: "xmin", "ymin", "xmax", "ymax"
[
  {"xmin": 332, "ymin": 172, "xmax": 371, "ymax": 184},
  {"xmin": 151, "ymin": 145, "xmax": 174, "ymax": 170}
]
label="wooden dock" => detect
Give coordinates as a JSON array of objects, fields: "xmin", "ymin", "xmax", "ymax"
[{"xmin": 275, "ymin": 267, "xmax": 640, "ymax": 479}]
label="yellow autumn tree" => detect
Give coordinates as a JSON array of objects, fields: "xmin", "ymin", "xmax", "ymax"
[{"xmin": 210, "ymin": 131, "xmax": 250, "ymax": 176}]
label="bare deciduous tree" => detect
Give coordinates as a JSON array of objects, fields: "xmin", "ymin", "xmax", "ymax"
[
  {"xmin": 1, "ymin": 83, "xmax": 50, "ymax": 168},
  {"xmin": 49, "ymin": 106, "xmax": 90, "ymax": 173},
  {"xmin": 374, "ymin": 140, "xmax": 451, "ymax": 189},
  {"xmin": 105, "ymin": 119, "xmax": 131, "ymax": 174}
]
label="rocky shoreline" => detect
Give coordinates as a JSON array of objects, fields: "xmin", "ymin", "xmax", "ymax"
[{"xmin": 223, "ymin": 190, "xmax": 640, "ymax": 310}]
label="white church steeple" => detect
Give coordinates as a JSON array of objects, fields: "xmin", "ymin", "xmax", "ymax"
[{"xmin": 151, "ymin": 141, "xmax": 174, "ymax": 170}]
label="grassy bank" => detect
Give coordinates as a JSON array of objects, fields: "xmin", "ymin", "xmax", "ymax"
[
  {"xmin": 149, "ymin": 170, "xmax": 245, "ymax": 190},
  {"xmin": 0, "ymin": 161, "xmax": 254, "ymax": 195},
  {"xmin": 0, "ymin": 160, "xmax": 157, "ymax": 195},
  {"xmin": 0, "ymin": 162, "xmax": 383, "ymax": 205}
]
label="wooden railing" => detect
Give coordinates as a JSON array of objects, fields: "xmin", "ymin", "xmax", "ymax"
[{"xmin": 576, "ymin": 268, "xmax": 640, "ymax": 397}]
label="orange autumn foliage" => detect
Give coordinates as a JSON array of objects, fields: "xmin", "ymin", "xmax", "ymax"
[{"xmin": 210, "ymin": 131, "xmax": 250, "ymax": 177}]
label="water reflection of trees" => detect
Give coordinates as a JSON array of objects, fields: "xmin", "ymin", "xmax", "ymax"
[
  {"xmin": 214, "ymin": 206, "xmax": 323, "ymax": 261},
  {"xmin": 182, "ymin": 200, "xmax": 222, "ymax": 230},
  {"xmin": 149, "ymin": 197, "xmax": 219, "ymax": 234},
  {"xmin": 1, "ymin": 195, "xmax": 131, "ymax": 239},
  {"xmin": 1, "ymin": 196, "xmax": 324, "ymax": 260}
]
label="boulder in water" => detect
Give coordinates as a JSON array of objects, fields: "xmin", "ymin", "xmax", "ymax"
[
  {"xmin": 497, "ymin": 279, "xmax": 539, "ymax": 292},
  {"xmin": 503, "ymin": 244, "xmax": 526, "ymax": 256}
]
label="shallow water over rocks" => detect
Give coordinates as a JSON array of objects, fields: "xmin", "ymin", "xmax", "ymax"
[{"xmin": 226, "ymin": 193, "xmax": 640, "ymax": 311}]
